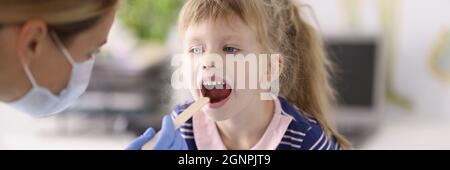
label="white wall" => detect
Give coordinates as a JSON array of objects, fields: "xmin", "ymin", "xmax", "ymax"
[{"xmin": 301, "ymin": 0, "xmax": 450, "ymax": 117}]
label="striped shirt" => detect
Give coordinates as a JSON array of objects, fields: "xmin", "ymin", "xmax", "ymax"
[{"xmin": 172, "ymin": 96, "xmax": 342, "ymax": 150}]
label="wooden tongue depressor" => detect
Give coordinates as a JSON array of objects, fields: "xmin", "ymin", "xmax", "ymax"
[{"xmin": 142, "ymin": 97, "xmax": 210, "ymax": 150}]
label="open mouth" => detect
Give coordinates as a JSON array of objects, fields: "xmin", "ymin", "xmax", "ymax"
[{"xmin": 200, "ymin": 80, "xmax": 232, "ymax": 104}]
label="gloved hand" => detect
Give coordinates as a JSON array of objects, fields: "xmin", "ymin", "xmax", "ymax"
[{"xmin": 126, "ymin": 115, "xmax": 188, "ymax": 150}]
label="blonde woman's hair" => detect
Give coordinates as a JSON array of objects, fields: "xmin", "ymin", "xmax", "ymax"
[
  {"xmin": 178, "ymin": 0, "xmax": 351, "ymax": 149},
  {"xmin": 0, "ymin": 0, "xmax": 118, "ymax": 44}
]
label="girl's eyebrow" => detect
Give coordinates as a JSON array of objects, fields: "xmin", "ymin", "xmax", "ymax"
[
  {"xmin": 185, "ymin": 37, "xmax": 203, "ymax": 45},
  {"xmin": 222, "ymin": 35, "xmax": 243, "ymax": 42}
]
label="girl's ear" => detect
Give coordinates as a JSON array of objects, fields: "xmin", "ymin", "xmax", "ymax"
[
  {"xmin": 271, "ymin": 54, "xmax": 283, "ymax": 81},
  {"xmin": 259, "ymin": 54, "xmax": 283, "ymax": 89},
  {"xmin": 268, "ymin": 54, "xmax": 283, "ymax": 82}
]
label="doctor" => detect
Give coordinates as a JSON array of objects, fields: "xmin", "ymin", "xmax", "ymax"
[{"xmin": 0, "ymin": 0, "xmax": 185, "ymax": 150}]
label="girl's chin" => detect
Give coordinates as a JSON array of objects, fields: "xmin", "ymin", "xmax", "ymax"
[{"xmin": 201, "ymin": 107, "xmax": 232, "ymax": 121}]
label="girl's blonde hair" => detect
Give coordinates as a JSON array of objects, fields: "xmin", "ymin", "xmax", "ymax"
[
  {"xmin": 178, "ymin": 0, "xmax": 351, "ymax": 149},
  {"xmin": 0, "ymin": 0, "xmax": 117, "ymax": 44}
]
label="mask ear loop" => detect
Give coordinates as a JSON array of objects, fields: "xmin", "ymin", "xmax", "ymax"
[
  {"xmin": 50, "ymin": 31, "xmax": 76, "ymax": 65},
  {"xmin": 22, "ymin": 64, "xmax": 39, "ymax": 88},
  {"xmin": 21, "ymin": 31, "xmax": 64, "ymax": 88},
  {"xmin": 22, "ymin": 32, "xmax": 77, "ymax": 89}
]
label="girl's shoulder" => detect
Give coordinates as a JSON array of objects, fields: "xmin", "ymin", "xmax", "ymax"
[
  {"xmin": 278, "ymin": 97, "xmax": 342, "ymax": 150},
  {"xmin": 172, "ymin": 98, "xmax": 342, "ymax": 150},
  {"xmin": 172, "ymin": 100, "xmax": 195, "ymax": 127},
  {"xmin": 172, "ymin": 101, "xmax": 194, "ymax": 116},
  {"xmin": 172, "ymin": 101, "xmax": 197, "ymax": 149}
]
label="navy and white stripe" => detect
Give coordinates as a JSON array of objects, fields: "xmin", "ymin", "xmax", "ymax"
[{"xmin": 172, "ymin": 97, "xmax": 342, "ymax": 150}]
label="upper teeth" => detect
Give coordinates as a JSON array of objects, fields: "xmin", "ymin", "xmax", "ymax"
[{"xmin": 203, "ymin": 81, "xmax": 223, "ymax": 86}]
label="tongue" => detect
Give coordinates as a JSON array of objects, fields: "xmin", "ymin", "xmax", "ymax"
[{"xmin": 204, "ymin": 87, "xmax": 232, "ymax": 103}]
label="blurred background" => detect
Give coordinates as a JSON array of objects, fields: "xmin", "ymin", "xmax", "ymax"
[{"xmin": 0, "ymin": 0, "xmax": 449, "ymax": 150}]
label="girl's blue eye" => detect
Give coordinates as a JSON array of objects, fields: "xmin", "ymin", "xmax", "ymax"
[
  {"xmin": 223, "ymin": 47, "xmax": 239, "ymax": 54},
  {"xmin": 190, "ymin": 46, "xmax": 203, "ymax": 55}
]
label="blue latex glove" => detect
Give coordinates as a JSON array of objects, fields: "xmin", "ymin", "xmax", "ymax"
[{"xmin": 126, "ymin": 115, "xmax": 188, "ymax": 150}]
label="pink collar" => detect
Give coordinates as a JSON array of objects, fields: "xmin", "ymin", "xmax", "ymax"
[{"xmin": 193, "ymin": 98, "xmax": 293, "ymax": 150}]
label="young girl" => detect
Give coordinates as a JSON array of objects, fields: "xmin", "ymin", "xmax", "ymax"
[
  {"xmin": 130, "ymin": 0, "xmax": 353, "ymax": 151},
  {"xmin": 167, "ymin": 0, "xmax": 351, "ymax": 150}
]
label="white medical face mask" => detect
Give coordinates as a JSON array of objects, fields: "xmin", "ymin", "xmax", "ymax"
[{"xmin": 9, "ymin": 32, "xmax": 96, "ymax": 117}]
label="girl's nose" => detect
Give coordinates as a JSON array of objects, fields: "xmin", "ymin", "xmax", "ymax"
[
  {"xmin": 200, "ymin": 52, "xmax": 223, "ymax": 71},
  {"xmin": 202, "ymin": 59, "xmax": 216, "ymax": 70}
]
